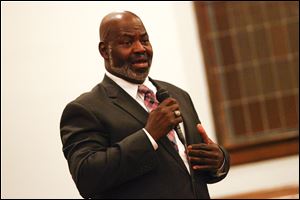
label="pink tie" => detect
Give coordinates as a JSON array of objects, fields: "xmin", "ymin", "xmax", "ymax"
[{"xmin": 138, "ymin": 84, "xmax": 178, "ymax": 152}]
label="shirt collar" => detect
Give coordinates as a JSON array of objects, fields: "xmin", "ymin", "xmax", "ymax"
[{"xmin": 105, "ymin": 71, "xmax": 157, "ymax": 99}]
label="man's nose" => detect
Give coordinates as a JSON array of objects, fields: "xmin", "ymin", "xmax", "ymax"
[{"xmin": 132, "ymin": 41, "xmax": 146, "ymax": 53}]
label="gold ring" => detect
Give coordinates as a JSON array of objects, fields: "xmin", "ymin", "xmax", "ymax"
[{"xmin": 174, "ymin": 110, "xmax": 181, "ymax": 117}]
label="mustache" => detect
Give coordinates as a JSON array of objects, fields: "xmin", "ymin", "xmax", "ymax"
[{"xmin": 130, "ymin": 53, "xmax": 149, "ymax": 62}]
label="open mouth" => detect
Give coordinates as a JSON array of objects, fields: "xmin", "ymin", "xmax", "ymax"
[{"xmin": 131, "ymin": 59, "xmax": 149, "ymax": 68}]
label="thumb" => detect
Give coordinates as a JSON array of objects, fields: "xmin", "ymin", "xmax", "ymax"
[{"xmin": 196, "ymin": 124, "xmax": 213, "ymax": 144}]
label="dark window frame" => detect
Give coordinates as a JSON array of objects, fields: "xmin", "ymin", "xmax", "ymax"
[{"xmin": 194, "ymin": 1, "xmax": 299, "ymax": 165}]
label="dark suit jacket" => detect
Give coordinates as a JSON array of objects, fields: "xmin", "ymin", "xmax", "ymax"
[{"xmin": 60, "ymin": 75, "xmax": 230, "ymax": 199}]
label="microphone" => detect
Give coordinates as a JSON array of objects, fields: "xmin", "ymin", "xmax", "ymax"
[{"xmin": 148, "ymin": 77, "xmax": 186, "ymax": 145}]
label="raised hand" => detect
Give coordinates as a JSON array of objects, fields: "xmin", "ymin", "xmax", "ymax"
[
  {"xmin": 187, "ymin": 124, "xmax": 224, "ymax": 173},
  {"xmin": 196, "ymin": 124, "xmax": 213, "ymax": 144}
]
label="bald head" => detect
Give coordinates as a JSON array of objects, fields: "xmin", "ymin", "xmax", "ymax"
[
  {"xmin": 98, "ymin": 11, "xmax": 153, "ymax": 84},
  {"xmin": 100, "ymin": 11, "xmax": 144, "ymax": 42}
]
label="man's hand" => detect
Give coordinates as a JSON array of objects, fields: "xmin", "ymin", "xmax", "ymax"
[
  {"xmin": 187, "ymin": 124, "xmax": 224, "ymax": 174},
  {"xmin": 145, "ymin": 98, "xmax": 182, "ymax": 141}
]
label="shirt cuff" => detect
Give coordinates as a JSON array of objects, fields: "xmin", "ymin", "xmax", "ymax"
[
  {"xmin": 212, "ymin": 156, "xmax": 226, "ymax": 177},
  {"xmin": 143, "ymin": 128, "xmax": 158, "ymax": 150}
]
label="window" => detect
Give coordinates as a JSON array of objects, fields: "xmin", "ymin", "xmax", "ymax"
[{"xmin": 194, "ymin": 1, "xmax": 299, "ymax": 165}]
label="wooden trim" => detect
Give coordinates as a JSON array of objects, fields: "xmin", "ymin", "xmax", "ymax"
[
  {"xmin": 218, "ymin": 185, "xmax": 299, "ymax": 199},
  {"xmin": 229, "ymin": 137, "xmax": 299, "ymax": 166}
]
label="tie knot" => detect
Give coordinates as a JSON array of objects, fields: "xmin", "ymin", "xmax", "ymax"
[
  {"xmin": 138, "ymin": 84, "xmax": 158, "ymax": 110},
  {"xmin": 138, "ymin": 84, "xmax": 153, "ymax": 95}
]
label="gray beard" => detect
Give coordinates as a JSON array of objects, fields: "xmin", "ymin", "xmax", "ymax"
[{"xmin": 107, "ymin": 45, "xmax": 149, "ymax": 83}]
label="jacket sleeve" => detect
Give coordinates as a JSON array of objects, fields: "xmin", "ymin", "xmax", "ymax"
[{"xmin": 60, "ymin": 102, "xmax": 158, "ymax": 198}]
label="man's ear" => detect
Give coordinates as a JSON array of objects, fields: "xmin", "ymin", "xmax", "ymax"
[{"xmin": 99, "ymin": 42, "xmax": 109, "ymax": 59}]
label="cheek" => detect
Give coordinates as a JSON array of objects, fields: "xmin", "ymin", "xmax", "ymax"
[
  {"xmin": 112, "ymin": 50, "xmax": 130, "ymax": 64},
  {"xmin": 146, "ymin": 47, "xmax": 153, "ymax": 58}
]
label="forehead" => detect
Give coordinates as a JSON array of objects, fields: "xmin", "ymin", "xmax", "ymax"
[{"xmin": 109, "ymin": 17, "xmax": 148, "ymax": 39}]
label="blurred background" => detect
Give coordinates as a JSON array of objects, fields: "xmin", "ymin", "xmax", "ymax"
[{"xmin": 1, "ymin": 1, "xmax": 298, "ymax": 199}]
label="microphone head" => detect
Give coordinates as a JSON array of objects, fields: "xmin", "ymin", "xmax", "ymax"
[{"xmin": 156, "ymin": 88, "xmax": 170, "ymax": 102}]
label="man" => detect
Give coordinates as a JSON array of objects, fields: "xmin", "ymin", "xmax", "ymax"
[{"xmin": 60, "ymin": 11, "xmax": 230, "ymax": 199}]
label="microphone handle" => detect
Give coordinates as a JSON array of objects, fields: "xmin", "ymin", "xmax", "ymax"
[{"xmin": 174, "ymin": 125, "xmax": 185, "ymax": 146}]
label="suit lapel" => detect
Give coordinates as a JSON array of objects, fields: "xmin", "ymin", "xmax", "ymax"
[
  {"xmin": 102, "ymin": 75, "xmax": 148, "ymax": 126},
  {"xmin": 179, "ymin": 108, "xmax": 192, "ymax": 146},
  {"xmin": 158, "ymin": 136, "xmax": 190, "ymax": 175},
  {"xmin": 113, "ymin": 93, "xmax": 148, "ymax": 126}
]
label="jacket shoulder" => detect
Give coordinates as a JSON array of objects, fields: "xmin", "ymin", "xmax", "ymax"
[
  {"xmin": 68, "ymin": 83, "xmax": 104, "ymax": 105},
  {"xmin": 154, "ymin": 79, "xmax": 189, "ymax": 96}
]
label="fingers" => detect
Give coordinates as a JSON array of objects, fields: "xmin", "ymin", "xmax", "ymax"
[
  {"xmin": 158, "ymin": 97, "xmax": 178, "ymax": 107},
  {"xmin": 189, "ymin": 156, "xmax": 219, "ymax": 172},
  {"xmin": 189, "ymin": 153, "xmax": 220, "ymax": 172},
  {"xmin": 188, "ymin": 148, "xmax": 219, "ymax": 159},
  {"xmin": 155, "ymin": 98, "xmax": 182, "ymax": 123},
  {"xmin": 189, "ymin": 156, "xmax": 219, "ymax": 166},
  {"xmin": 187, "ymin": 144, "xmax": 224, "ymax": 172},
  {"xmin": 146, "ymin": 98, "xmax": 182, "ymax": 140},
  {"xmin": 188, "ymin": 143, "xmax": 211, "ymax": 151},
  {"xmin": 196, "ymin": 124, "xmax": 213, "ymax": 144},
  {"xmin": 192, "ymin": 165, "xmax": 215, "ymax": 171},
  {"xmin": 187, "ymin": 144, "xmax": 221, "ymax": 158}
]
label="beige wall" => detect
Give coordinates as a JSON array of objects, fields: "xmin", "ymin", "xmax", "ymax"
[{"xmin": 1, "ymin": 1, "xmax": 298, "ymax": 198}]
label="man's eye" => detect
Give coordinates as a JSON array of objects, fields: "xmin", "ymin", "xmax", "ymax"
[
  {"xmin": 141, "ymin": 38, "xmax": 149, "ymax": 44},
  {"xmin": 141, "ymin": 39, "xmax": 149, "ymax": 44},
  {"xmin": 122, "ymin": 41, "xmax": 132, "ymax": 45}
]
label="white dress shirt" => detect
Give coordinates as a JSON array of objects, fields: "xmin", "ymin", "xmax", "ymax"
[{"xmin": 106, "ymin": 72, "xmax": 190, "ymax": 173}]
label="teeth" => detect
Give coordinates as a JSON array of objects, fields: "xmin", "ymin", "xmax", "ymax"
[
  {"xmin": 132, "ymin": 62, "xmax": 148, "ymax": 67},
  {"xmin": 136, "ymin": 60, "xmax": 146, "ymax": 62}
]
